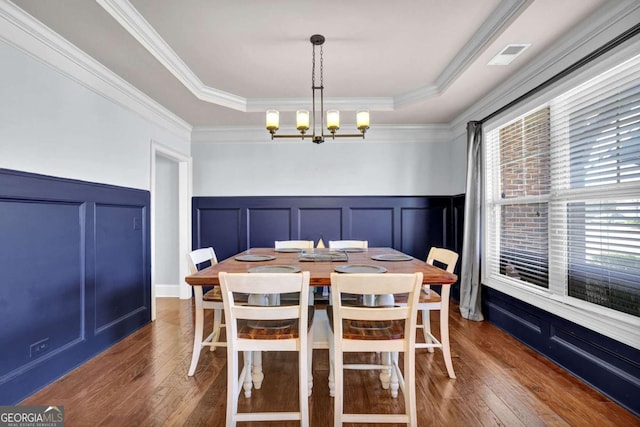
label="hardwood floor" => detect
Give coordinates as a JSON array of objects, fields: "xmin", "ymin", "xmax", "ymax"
[{"xmin": 23, "ymin": 298, "xmax": 639, "ymax": 426}]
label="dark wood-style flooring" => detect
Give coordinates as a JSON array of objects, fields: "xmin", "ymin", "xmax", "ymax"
[{"xmin": 23, "ymin": 298, "xmax": 639, "ymax": 426}]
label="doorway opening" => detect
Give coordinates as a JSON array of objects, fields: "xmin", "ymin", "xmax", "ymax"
[{"xmin": 151, "ymin": 141, "xmax": 192, "ymax": 320}]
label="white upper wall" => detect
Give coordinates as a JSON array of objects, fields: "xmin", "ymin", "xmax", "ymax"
[
  {"xmin": 191, "ymin": 126, "xmax": 457, "ymax": 196},
  {"xmin": 2, "ymin": 0, "xmax": 638, "ymax": 195},
  {"xmin": 0, "ymin": 3, "xmax": 190, "ymax": 191},
  {"xmin": 0, "ymin": 41, "xmax": 184, "ymax": 190}
]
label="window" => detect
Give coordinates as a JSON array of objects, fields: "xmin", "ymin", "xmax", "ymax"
[
  {"xmin": 492, "ymin": 108, "xmax": 551, "ymax": 289},
  {"xmin": 485, "ymin": 53, "xmax": 640, "ymax": 322}
]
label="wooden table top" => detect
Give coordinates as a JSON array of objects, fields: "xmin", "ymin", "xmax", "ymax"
[{"xmin": 185, "ymin": 247, "xmax": 458, "ymax": 287}]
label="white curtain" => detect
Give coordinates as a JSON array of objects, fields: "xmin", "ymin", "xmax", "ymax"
[{"xmin": 459, "ymin": 121, "xmax": 484, "ymax": 321}]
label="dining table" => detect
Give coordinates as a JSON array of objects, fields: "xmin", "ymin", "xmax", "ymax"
[
  {"xmin": 184, "ymin": 247, "xmax": 458, "ymax": 287},
  {"xmin": 184, "ymin": 246, "xmax": 459, "ymax": 397},
  {"xmin": 185, "ymin": 247, "xmax": 457, "ymax": 348}
]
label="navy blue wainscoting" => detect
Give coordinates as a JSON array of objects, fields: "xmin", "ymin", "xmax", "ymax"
[
  {"xmin": 192, "ymin": 195, "xmax": 464, "ymax": 308},
  {"xmin": 483, "ymin": 287, "xmax": 640, "ymax": 416},
  {"xmin": 450, "ymin": 194, "xmax": 465, "ymax": 301},
  {"xmin": 192, "ymin": 196, "xmax": 461, "ymax": 262},
  {"xmin": 0, "ymin": 169, "xmax": 151, "ymax": 404}
]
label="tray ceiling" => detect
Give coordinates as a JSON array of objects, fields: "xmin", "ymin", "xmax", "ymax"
[{"xmin": 14, "ymin": 0, "xmax": 608, "ymax": 127}]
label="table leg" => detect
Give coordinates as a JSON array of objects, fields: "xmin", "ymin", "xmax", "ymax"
[
  {"xmin": 242, "ymin": 351, "xmax": 253, "ymax": 397},
  {"xmin": 252, "ymin": 351, "xmax": 264, "ymax": 389},
  {"xmin": 379, "ymin": 351, "xmax": 391, "ymax": 389}
]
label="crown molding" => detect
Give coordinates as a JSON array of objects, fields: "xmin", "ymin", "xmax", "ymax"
[
  {"xmin": 0, "ymin": 0, "xmax": 192, "ymax": 140},
  {"xmin": 191, "ymin": 124, "xmax": 453, "ymax": 145},
  {"xmin": 97, "ymin": 0, "xmax": 246, "ymax": 111},
  {"xmin": 434, "ymin": 0, "xmax": 532, "ymax": 93},
  {"xmin": 395, "ymin": 0, "xmax": 532, "ymax": 108},
  {"xmin": 393, "ymin": 84, "xmax": 440, "ymax": 109},
  {"xmin": 247, "ymin": 97, "xmax": 394, "ymax": 112},
  {"xmin": 97, "ymin": 0, "xmax": 531, "ymax": 113},
  {"xmin": 449, "ymin": 0, "xmax": 640, "ymax": 139}
]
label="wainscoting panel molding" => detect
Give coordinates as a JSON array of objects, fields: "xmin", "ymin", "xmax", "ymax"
[
  {"xmin": 0, "ymin": 169, "xmax": 151, "ymax": 404},
  {"xmin": 483, "ymin": 287, "xmax": 640, "ymax": 416},
  {"xmin": 192, "ymin": 196, "xmax": 458, "ymax": 261}
]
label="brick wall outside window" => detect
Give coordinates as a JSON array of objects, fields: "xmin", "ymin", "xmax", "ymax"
[{"xmin": 498, "ymin": 107, "xmax": 550, "ymax": 288}]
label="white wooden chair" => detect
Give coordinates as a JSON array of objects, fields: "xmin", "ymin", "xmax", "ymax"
[
  {"xmin": 327, "ymin": 240, "xmax": 369, "ymax": 301},
  {"xmin": 274, "ymin": 240, "xmax": 315, "ymax": 249},
  {"xmin": 187, "ymin": 247, "xmax": 252, "ymax": 378},
  {"xmin": 328, "ymin": 240, "xmax": 368, "ymax": 249},
  {"xmin": 328, "ymin": 272, "xmax": 422, "ymax": 426},
  {"xmin": 417, "ymin": 247, "xmax": 459, "ymax": 379},
  {"xmin": 219, "ymin": 271, "xmax": 312, "ymax": 426},
  {"xmin": 329, "ymin": 240, "xmax": 394, "ymax": 306},
  {"xmin": 187, "ymin": 247, "xmax": 224, "ymax": 376},
  {"xmin": 272, "ymin": 240, "xmax": 314, "ymax": 307}
]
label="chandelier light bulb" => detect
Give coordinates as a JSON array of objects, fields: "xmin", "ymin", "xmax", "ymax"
[
  {"xmin": 296, "ymin": 110, "xmax": 310, "ymax": 133},
  {"xmin": 357, "ymin": 110, "xmax": 370, "ymax": 132},
  {"xmin": 327, "ymin": 110, "xmax": 340, "ymax": 133},
  {"xmin": 266, "ymin": 110, "xmax": 280, "ymax": 134}
]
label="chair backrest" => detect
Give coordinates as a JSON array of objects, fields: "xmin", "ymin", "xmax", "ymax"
[
  {"xmin": 219, "ymin": 272, "xmax": 311, "ymax": 349},
  {"xmin": 188, "ymin": 247, "xmax": 218, "ymax": 274},
  {"xmin": 426, "ymin": 247, "xmax": 458, "ymax": 273},
  {"xmin": 330, "ymin": 272, "xmax": 422, "ymax": 351},
  {"xmin": 328, "ymin": 240, "xmax": 368, "ymax": 249},
  {"xmin": 274, "ymin": 240, "xmax": 315, "ymax": 249}
]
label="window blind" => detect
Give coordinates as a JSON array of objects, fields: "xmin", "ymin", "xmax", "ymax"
[
  {"xmin": 485, "ymin": 53, "xmax": 640, "ymax": 317},
  {"xmin": 550, "ymin": 55, "xmax": 640, "ymax": 316}
]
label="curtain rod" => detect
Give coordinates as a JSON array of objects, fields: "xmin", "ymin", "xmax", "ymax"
[{"xmin": 480, "ymin": 22, "xmax": 640, "ymax": 124}]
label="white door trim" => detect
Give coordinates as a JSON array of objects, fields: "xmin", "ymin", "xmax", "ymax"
[{"xmin": 150, "ymin": 141, "xmax": 192, "ymax": 320}]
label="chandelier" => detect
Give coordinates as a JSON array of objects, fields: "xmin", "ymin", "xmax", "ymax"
[{"xmin": 266, "ymin": 34, "xmax": 370, "ymax": 144}]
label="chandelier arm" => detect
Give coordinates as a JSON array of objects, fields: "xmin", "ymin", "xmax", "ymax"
[
  {"xmin": 272, "ymin": 134, "xmax": 311, "ymax": 139},
  {"xmin": 322, "ymin": 133, "xmax": 366, "ymax": 139}
]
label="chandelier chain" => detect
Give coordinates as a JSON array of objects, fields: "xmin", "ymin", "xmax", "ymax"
[
  {"xmin": 312, "ymin": 43, "xmax": 316, "ymax": 88},
  {"xmin": 320, "ymin": 45, "xmax": 323, "ymax": 87},
  {"xmin": 311, "ymin": 43, "xmax": 324, "ymax": 88}
]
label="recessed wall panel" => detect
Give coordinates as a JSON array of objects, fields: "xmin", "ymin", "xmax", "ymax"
[
  {"xmin": 401, "ymin": 207, "xmax": 447, "ymax": 259},
  {"xmin": 350, "ymin": 208, "xmax": 394, "ymax": 247},
  {"xmin": 0, "ymin": 199, "xmax": 83, "ymax": 377},
  {"xmin": 197, "ymin": 208, "xmax": 241, "ymax": 259},
  {"xmin": 299, "ymin": 208, "xmax": 342, "ymax": 243},
  {"xmin": 94, "ymin": 204, "xmax": 146, "ymax": 332},
  {"xmin": 248, "ymin": 208, "xmax": 290, "ymax": 247}
]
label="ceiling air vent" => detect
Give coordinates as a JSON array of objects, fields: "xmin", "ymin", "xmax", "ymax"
[{"xmin": 488, "ymin": 44, "xmax": 531, "ymax": 65}]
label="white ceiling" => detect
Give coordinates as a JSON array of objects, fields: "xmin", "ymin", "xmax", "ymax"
[{"xmin": 14, "ymin": 0, "xmax": 608, "ymax": 128}]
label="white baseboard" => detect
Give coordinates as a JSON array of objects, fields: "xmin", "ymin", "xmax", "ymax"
[{"xmin": 155, "ymin": 283, "xmax": 181, "ymax": 298}]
